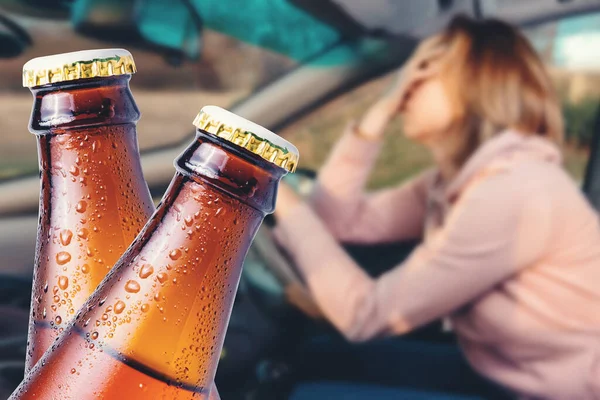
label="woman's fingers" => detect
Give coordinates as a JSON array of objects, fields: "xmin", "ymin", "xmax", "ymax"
[
  {"xmin": 398, "ymin": 65, "xmax": 443, "ymax": 112},
  {"xmin": 412, "ymin": 34, "xmax": 446, "ymax": 61},
  {"xmin": 390, "ymin": 56, "xmax": 444, "ymax": 113},
  {"xmin": 407, "ymin": 46, "xmax": 446, "ymax": 80},
  {"xmin": 377, "ymin": 35, "xmax": 447, "ymax": 118},
  {"xmin": 389, "ymin": 44, "xmax": 446, "ymax": 98}
]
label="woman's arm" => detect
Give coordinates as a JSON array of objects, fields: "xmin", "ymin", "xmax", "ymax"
[
  {"xmin": 304, "ymin": 125, "xmax": 432, "ymax": 243},
  {"xmin": 294, "ymin": 38, "xmax": 446, "ymax": 244},
  {"xmin": 275, "ymin": 172, "xmax": 551, "ymax": 341}
]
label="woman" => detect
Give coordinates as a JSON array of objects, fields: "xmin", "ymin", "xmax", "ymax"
[{"xmin": 275, "ymin": 15, "xmax": 600, "ymax": 399}]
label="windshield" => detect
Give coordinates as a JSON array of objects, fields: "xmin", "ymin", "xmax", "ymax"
[
  {"xmin": 2, "ymin": 1, "xmax": 600, "ymax": 184},
  {"xmin": 0, "ymin": 0, "xmax": 367, "ymax": 181}
]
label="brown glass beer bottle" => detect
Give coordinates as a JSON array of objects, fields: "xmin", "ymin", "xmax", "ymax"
[
  {"xmin": 10, "ymin": 106, "xmax": 299, "ymax": 399},
  {"xmin": 22, "ymin": 49, "xmax": 155, "ymax": 372}
]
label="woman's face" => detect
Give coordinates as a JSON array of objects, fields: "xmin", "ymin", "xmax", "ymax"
[{"xmin": 400, "ymin": 57, "xmax": 455, "ymax": 145}]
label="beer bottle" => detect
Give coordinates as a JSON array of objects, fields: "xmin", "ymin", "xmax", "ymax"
[
  {"xmin": 11, "ymin": 106, "xmax": 299, "ymax": 399},
  {"xmin": 22, "ymin": 49, "xmax": 155, "ymax": 372}
]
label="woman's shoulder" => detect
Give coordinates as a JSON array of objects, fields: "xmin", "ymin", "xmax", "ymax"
[
  {"xmin": 455, "ymin": 130, "xmax": 569, "ymax": 197},
  {"xmin": 500, "ymin": 154, "xmax": 574, "ymax": 192},
  {"xmin": 461, "ymin": 155, "xmax": 584, "ymax": 218}
]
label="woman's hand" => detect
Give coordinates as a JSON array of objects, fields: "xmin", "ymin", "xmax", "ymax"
[
  {"xmin": 285, "ymin": 281, "xmax": 324, "ymax": 319},
  {"xmin": 357, "ymin": 35, "xmax": 446, "ymax": 141}
]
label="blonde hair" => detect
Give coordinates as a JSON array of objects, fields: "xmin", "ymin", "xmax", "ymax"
[{"xmin": 438, "ymin": 15, "xmax": 563, "ymax": 168}]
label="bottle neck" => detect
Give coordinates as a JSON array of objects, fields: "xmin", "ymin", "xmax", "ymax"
[
  {"xmin": 175, "ymin": 130, "xmax": 286, "ymax": 215},
  {"xmin": 36, "ymin": 123, "xmax": 148, "ymax": 199},
  {"xmin": 31, "ymin": 74, "xmax": 150, "ymax": 219},
  {"xmin": 29, "ymin": 75, "xmax": 140, "ymax": 134},
  {"xmin": 32, "ymin": 76, "xmax": 154, "ymax": 309}
]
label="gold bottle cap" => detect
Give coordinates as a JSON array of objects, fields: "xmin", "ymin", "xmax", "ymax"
[
  {"xmin": 23, "ymin": 48, "xmax": 136, "ymax": 88},
  {"xmin": 193, "ymin": 106, "xmax": 299, "ymax": 173}
]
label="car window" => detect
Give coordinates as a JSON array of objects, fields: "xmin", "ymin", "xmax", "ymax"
[
  {"xmin": 281, "ymin": 12, "xmax": 600, "ymax": 190},
  {"xmin": 280, "ymin": 72, "xmax": 432, "ymax": 190},
  {"xmin": 0, "ymin": 0, "xmax": 380, "ymax": 182},
  {"xmin": 0, "ymin": 16, "xmax": 297, "ymax": 181},
  {"xmin": 524, "ymin": 12, "xmax": 600, "ymax": 181}
]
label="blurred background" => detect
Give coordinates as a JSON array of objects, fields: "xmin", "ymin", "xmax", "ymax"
[
  {"xmin": 0, "ymin": 1, "xmax": 599, "ymax": 186},
  {"xmin": 0, "ymin": 1, "xmax": 599, "ymax": 399}
]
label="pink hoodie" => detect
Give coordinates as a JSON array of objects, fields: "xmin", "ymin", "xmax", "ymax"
[{"xmin": 274, "ymin": 127, "xmax": 600, "ymax": 399}]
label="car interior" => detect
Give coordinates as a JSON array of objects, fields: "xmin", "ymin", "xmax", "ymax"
[{"xmin": 0, "ymin": 0, "xmax": 599, "ymax": 398}]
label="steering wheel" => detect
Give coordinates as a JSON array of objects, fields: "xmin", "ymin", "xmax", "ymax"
[
  {"xmin": 215, "ymin": 169, "xmax": 321, "ymax": 388},
  {"xmin": 240, "ymin": 168, "xmax": 322, "ymax": 319}
]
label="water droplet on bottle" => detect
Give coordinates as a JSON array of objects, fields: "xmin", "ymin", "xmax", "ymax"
[
  {"xmin": 42, "ymin": 308, "xmax": 47, "ymax": 319},
  {"xmin": 91, "ymin": 331, "xmax": 99, "ymax": 340},
  {"xmin": 184, "ymin": 216, "xmax": 193, "ymax": 226},
  {"xmin": 58, "ymin": 276, "xmax": 69, "ymax": 290},
  {"xmin": 157, "ymin": 272, "xmax": 168, "ymax": 284},
  {"xmin": 114, "ymin": 300, "xmax": 126, "ymax": 314},
  {"xmin": 99, "ymin": 297, "xmax": 107, "ymax": 306},
  {"xmin": 56, "ymin": 252, "xmax": 71, "ymax": 265},
  {"xmin": 55, "ymin": 316, "xmax": 62, "ymax": 325},
  {"xmin": 81, "ymin": 264, "xmax": 90, "ymax": 274},
  {"xmin": 76, "ymin": 201, "xmax": 87, "ymax": 213},
  {"xmin": 77, "ymin": 228, "xmax": 89, "ymax": 239},
  {"xmin": 169, "ymin": 249, "xmax": 182, "ymax": 260},
  {"xmin": 59, "ymin": 229, "xmax": 73, "ymax": 246},
  {"xmin": 70, "ymin": 368, "xmax": 77, "ymax": 374},
  {"xmin": 141, "ymin": 304, "xmax": 149, "ymax": 313},
  {"xmin": 43, "ymin": 282, "xmax": 49, "ymax": 293},
  {"xmin": 69, "ymin": 165, "xmax": 79, "ymax": 176},
  {"xmin": 139, "ymin": 264, "xmax": 154, "ymax": 279},
  {"xmin": 125, "ymin": 280, "xmax": 140, "ymax": 293}
]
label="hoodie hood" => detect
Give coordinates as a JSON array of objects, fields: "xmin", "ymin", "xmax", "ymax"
[
  {"xmin": 426, "ymin": 130, "xmax": 562, "ymax": 224},
  {"xmin": 445, "ymin": 130, "xmax": 562, "ymax": 200}
]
